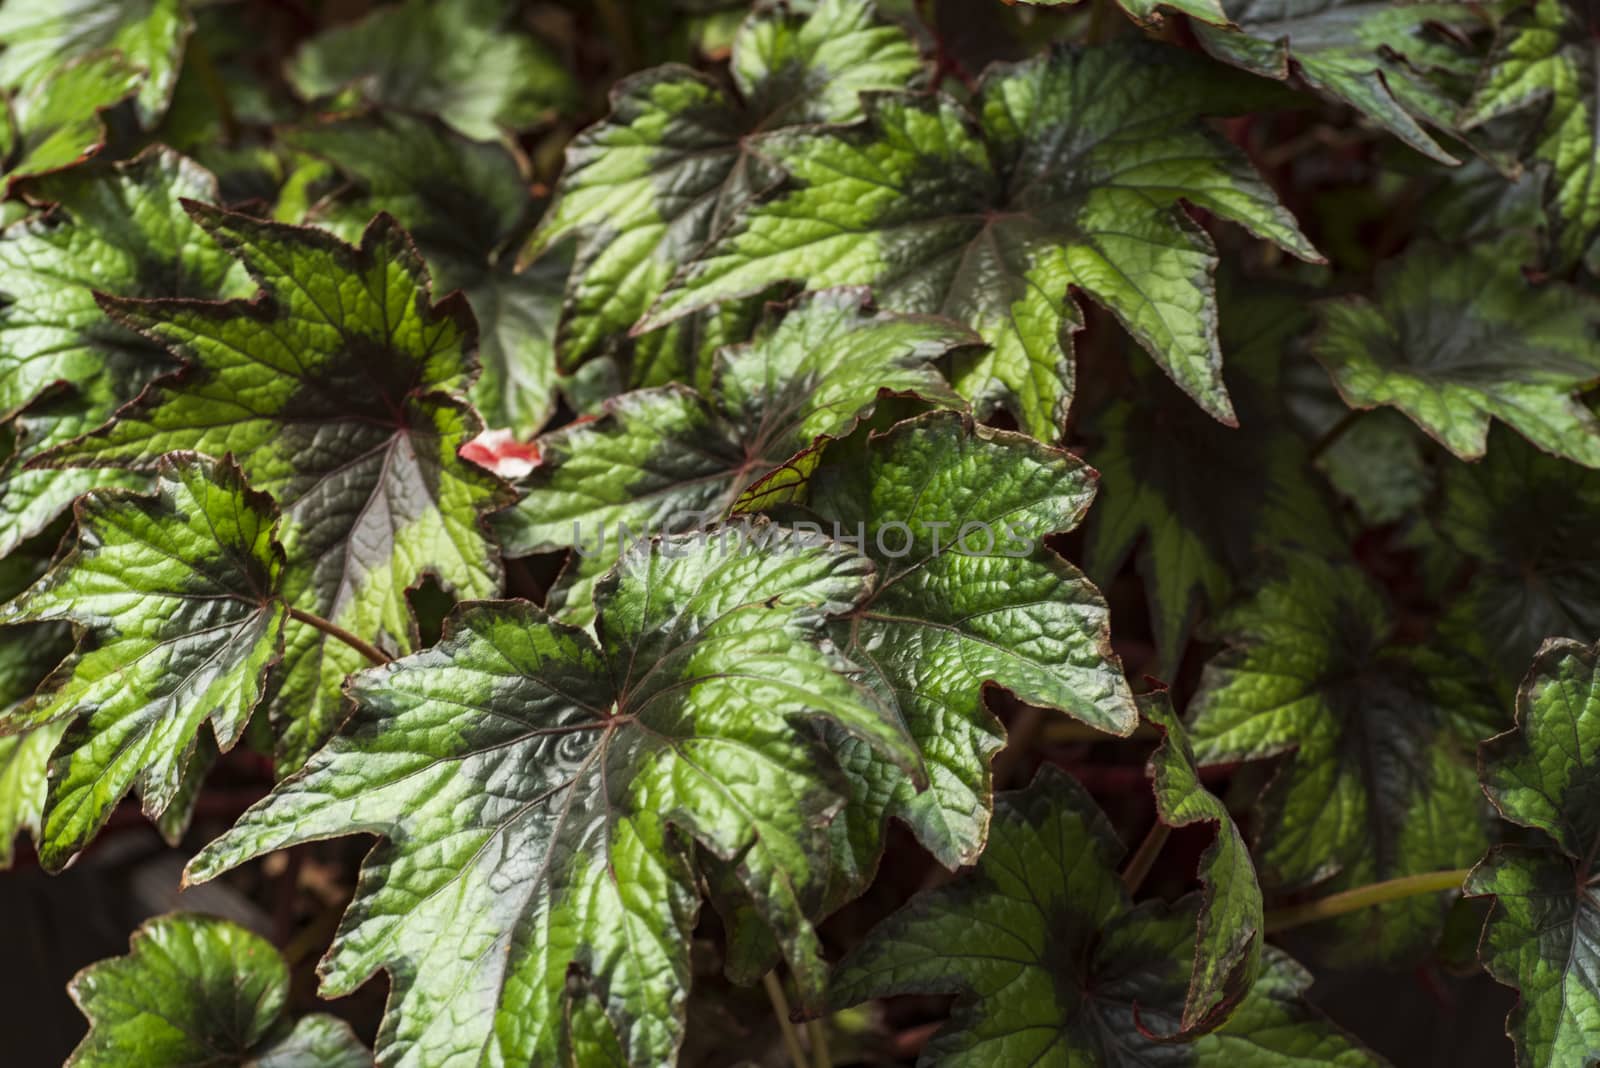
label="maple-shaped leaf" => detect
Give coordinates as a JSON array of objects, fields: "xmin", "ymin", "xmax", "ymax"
[
  {"xmin": 0, "ymin": 149, "xmax": 241, "ymax": 550},
  {"xmin": 1144, "ymin": 690, "xmax": 1262, "ymax": 1034},
  {"xmin": 496, "ymin": 289, "xmax": 970, "ymax": 626},
  {"xmin": 1187, "ymin": 550, "xmax": 1494, "ymax": 964},
  {"xmin": 641, "ymin": 40, "xmax": 1321, "ymax": 438},
  {"xmin": 1193, "ymin": 1, "xmax": 1486, "ymax": 165},
  {"xmin": 1465, "ymin": 0, "xmax": 1600, "ymax": 269},
  {"xmin": 1313, "ymin": 237, "xmax": 1600, "ymax": 467},
  {"xmin": 529, "ymin": 0, "xmax": 924, "ymax": 370},
  {"xmin": 0, "ymin": 0, "xmax": 191, "ymax": 126},
  {"xmin": 287, "ymin": 112, "xmax": 562, "ymax": 434},
  {"xmin": 1469, "ymin": 638, "xmax": 1600, "ymax": 1068},
  {"xmin": 0, "ymin": 54, "xmax": 139, "ymax": 191},
  {"xmin": 795, "ymin": 410, "xmax": 1135, "ymax": 905},
  {"xmin": 1085, "ymin": 283, "xmax": 1341, "ymax": 675},
  {"xmin": 0, "ymin": 456, "xmax": 285, "ymax": 870},
  {"xmin": 69, "ymin": 913, "xmax": 367, "ymax": 1068},
  {"xmin": 187, "ymin": 527, "xmax": 920, "ymax": 1067},
  {"xmin": 831, "ymin": 765, "xmax": 1386, "ymax": 1066},
  {"xmin": 45, "ymin": 205, "xmax": 508, "ymax": 769},
  {"xmin": 287, "ymin": 0, "xmax": 575, "ymax": 142},
  {"xmin": 1432, "ymin": 427, "xmax": 1600, "ymax": 693}
]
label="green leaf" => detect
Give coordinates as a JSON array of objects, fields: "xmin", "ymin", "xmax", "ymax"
[
  {"xmin": 48, "ymin": 206, "xmax": 509, "ymax": 768},
  {"xmin": 1432, "ymin": 427, "xmax": 1600, "ymax": 692},
  {"xmin": 1469, "ymin": 637, "xmax": 1600, "ymax": 1068},
  {"xmin": 1313, "ymin": 237, "xmax": 1600, "ymax": 467},
  {"xmin": 1186, "ymin": 550, "xmax": 1493, "ymax": 964},
  {"xmin": 0, "ymin": 0, "xmax": 191, "ymax": 126},
  {"xmin": 1194, "ymin": 1, "xmax": 1485, "ymax": 164},
  {"xmin": 1015, "ymin": 0, "xmax": 1231, "ymax": 27},
  {"xmin": 1465, "ymin": 0, "xmax": 1600, "ymax": 269},
  {"xmin": 1085, "ymin": 283, "xmax": 1341, "ymax": 674},
  {"xmin": 496, "ymin": 289, "xmax": 970, "ymax": 626},
  {"xmin": 799, "ymin": 410, "xmax": 1136, "ymax": 905},
  {"xmin": 68, "ymin": 913, "xmax": 367, "ymax": 1068},
  {"xmin": 642, "ymin": 40, "xmax": 1321, "ymax": 438},
  {"xmin": 1, "ymin": 54, "xmax": 139, "ymax": 190},
  {"xmin": 287, "ymin": 0, "xmax": 575, "ymax": 142},
  {"xmin": 287, "ymin": 112, "xmax": 562, "ymax": 434},
  {"xmin": 530, "ymin": 0, "xmax": 925, "ymax": 368},
  {"xmin": 831, "ymin": 765, "xmax": 1386, "ymax": 1066},
  {"xmin": 0, "ymin": 455, "xmax": 285, "ymax": 870},
  {"xmin": 0, "ymin": 148, "xmax": 242, "ymax": 484},
  {"xmin": 0, "ymin": 623, "xmax": 71, "ymax": 868},
  {"xmin": 1143, "ymin": 690, "xmax": 1262, "ymax": 1034},
  {"xmin": 187, "ymin": 526, "xmax": 920, "ymax": 1067}
]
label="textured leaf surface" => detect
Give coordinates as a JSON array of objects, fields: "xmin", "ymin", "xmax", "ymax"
[
  {"xmin": 644, "ymin": 40, "xmax": 1320, "ymax": 437},
  {"xmin": 1432, "ymin": 428, "xmax": 1600, "ymax": 692},
  {"xmin": 1187, "ymin": 551, "xmax": 1492, "ymax": 964},
  {"xmin": 188, "ymin": 528, "xmax": 919, "ymax": 1068},
  {"xmin": 1313, "ymin": 237, "xmax": 1600, "ymax": 467},
  {"xmin": 0, "ymin": 0, "xmax": 190, "ymax": 125},
  {"xmin": 0, "ymin": 456, "xmax": 284, "ymax": 869},
  {"xmin": 1196, "ymin": 0, "xmax": 1482, "ymax": 163},
  {"xmin": 1466, "ymin": 0, "xmax": 1600, "ymax": 269},
  {"xmin": 1086, "ymin": 284, "xmax": 1340, "ymax": 674},
  {"xmin": 831, "ymin": 766, "xmax": 1384, "ymax": 1066},
  {"xmin": 69, "ymin": 913, "xmax": 367, "ymax": 1068},
  {"xmin": 50, "ymin": 207, "xmax": 507, "ymax": 767},
  {"xmin": 531, "ymin": 0, "xmax": 924, "ymax": 368},
  {"xmin": 288, "ymin": 113, "xmax": 561, "ymax": 434},
  {"xmin": 800, "ymin": 411, "xmax": 1135, "ymax": 903},
  {"xmin": 497, "ymin": 290, "xmax": 969, "ymax": 626},
  {"xmin": 2, "ymin": 54, "xmax": 139, "ymax": 189},
  {"xmin": 0, "ymin": 623, "xmax": 70, "ymax": 868},
  {"xmin": 1144, "ymin": 691, "xmax": 1262, "ymax": 1033},
  {"xmin": 1469, "ymin": 637, "xmax": 1600, "ymax": 1068},
  {"xmin": 287, "ymin": 0, "xmax": 574, "ymax": 141}
]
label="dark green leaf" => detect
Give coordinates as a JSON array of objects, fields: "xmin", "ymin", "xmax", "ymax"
[
  {"xmin": 643, "ymin": 40, "xmax": 1321, "ymax": 437},
  {"xmin": 1469, "ymin": 637, "xmax": 1600, "ymax": 1068},
  {"xmin": 831, "ymin": 765, "xmax": 1386, "ymax": 1066},
  {"xmin": 1085, "ymin": 284, "xmax": 1341, "ymax": 673},
  {"xmin": 0, "ymin": 455, "xmax": 285, "ymax": 870},
  {"xmin": 1195, "ymin": 1, "xmax": 1486, "ymax": 164},
  {"xmin": 1313, "ymin": 237, "xmax": 1600, "ymax": 467},
  {"xmin": 530, "ymin": 0, "xmax": 925, "ymax": 368},
  {"xmin": 68, "ymin": 913, "xmax": 367, "ymax": 1067},
  {"xmin": 48, "ymin": 206, "xmax": 510, "ymax": 767},
  {"xmin": 287, "ymin": 0, "xmax": 575, "ymax": 142},
  {"xmin": 187, "ymin": 527, "xmax": 919, "ymax": 1067},
  {"xmin": 1187, "ymin": 550, "xmax": 1493, "ymax": 964}
]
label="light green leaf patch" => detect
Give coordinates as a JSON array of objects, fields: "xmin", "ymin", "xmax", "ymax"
[
  {"xmin": 0, "ymin": 0, "xmax": 191, "ymax": 126},
  {"xmin": 530, "ymin": 0, "xmax": 926, "ymax": 370},
  {"xmin": 496, "ymin": 289, "xmax": 971, "ymax": 627},
  {"xmin": 1469, "ymin": 637, "xmax": 1600, "ymax": 1068},
  {"xmin": 0, "ymin": 54, "xmax": 139, "ymax": 191},
  {"xmin": 1313, "ymin": 236, "xmax": 1600, "ymax": 467},
  {"xmin": 830, "ymin": 765, "xmax": 1386, "ymax": 1066},
  {"xmin": 643, "ymin": 40, "xmax": 1322, "ymax": 438},
  {"xmin": 187, "ymin": 527, "xmax": 919, "ymax": 1068},
  {"xmin": 68, "ymin": 913, "xmax": 367, "ymax": 1068},
  {"xmin": 0, "ymin": 456, "xmax": 285, "ymax": 870}
]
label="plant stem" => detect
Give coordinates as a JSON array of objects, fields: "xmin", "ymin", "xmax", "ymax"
[
  {"xmin": 807, "ymin": 1018, "xmax": 831, "ymax": 1068},
  {"xmin": 1121, "ymin": 821, "xmax": 1171, "ymax": 893},
  {"xmin": 286, "ymin": 606, "xmax": 393, "ymax": 666},
  {"xmin": 1308, "ymin": 408, "xmax": 1366, "ymax": 463},
  {"xmin": 1264, "ymin": 869, "xmax": 1471, "ymax": 934},
  {"xmin": 762, "ymin": 972, "xmax": 808, "ymax": 1068}
]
